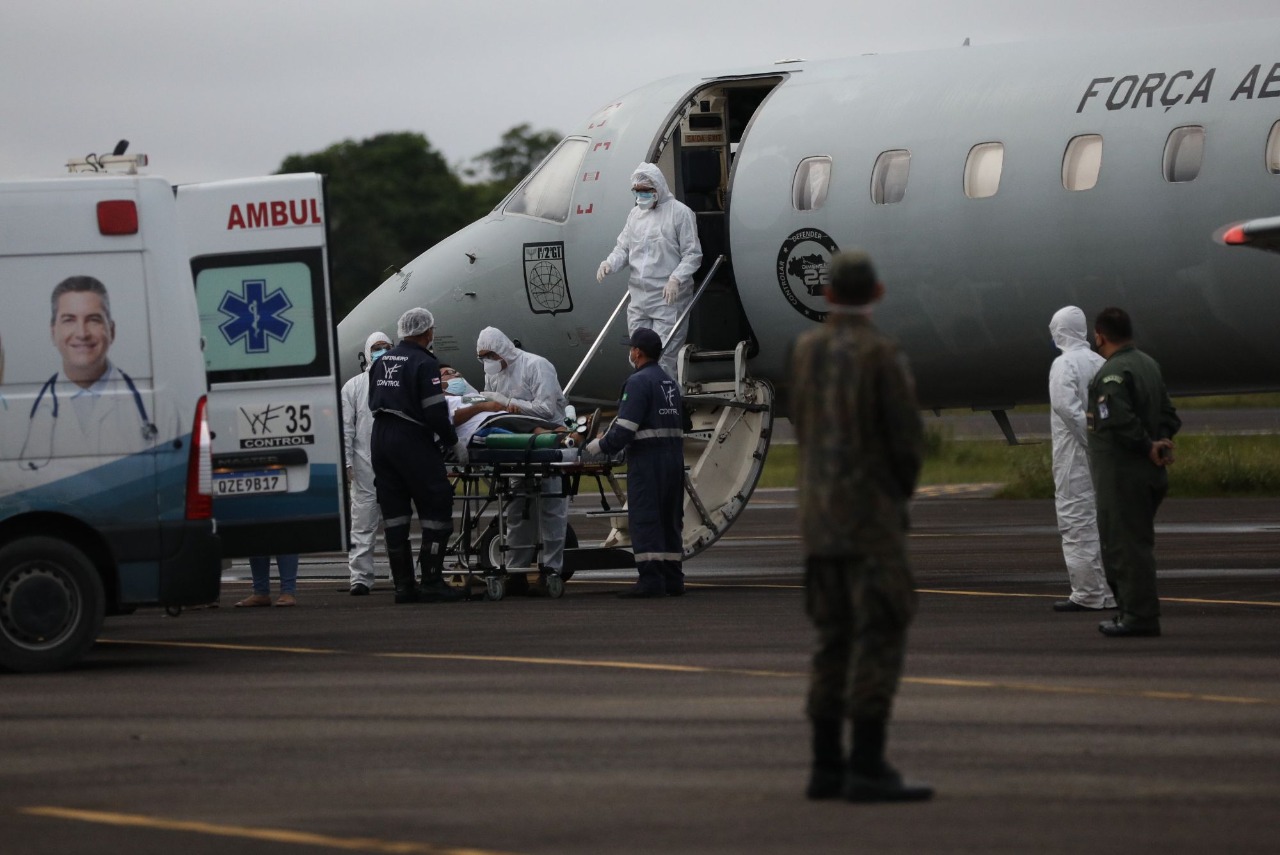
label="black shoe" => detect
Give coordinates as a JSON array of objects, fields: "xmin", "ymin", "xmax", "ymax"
[
  {"xmin": 419, "ymin": 578, "xmax": 466, "ymax": 603},
  {"xmin": 349, "ymin": 583, "xmax": 371, "ymax": 596},
  {"xmin": 806, "ymin": 766, "xmax": 844, "ymax": 800},
  {"xmin": 1053, "ymin": 599, "xmax": 1104, "ymax": 612},
  {"xmin": 1098, "ymin": 618, "xmax": 1161, "ymax": 637},
  {"xmin": 505, "ymin": 573, "xmax": 532, "ymax": 596},
  {"xmin": 666, "ymin": 586, "xmax": 686, "ymax": 597},
  {"xmin": 617, "ymin": 585, "xmax": 666, "ymax": 599},
  {"xmin": 844, "ymin": 766, "xmax": 934, "ymax": 803}
]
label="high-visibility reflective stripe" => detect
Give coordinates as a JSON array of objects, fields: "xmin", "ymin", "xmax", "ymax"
[
  {"xmin": 634, "ymin": 428, "xmax": 683, "ymax": 439},
  {"xmin": 384, "ymin": 515, "xmax": 411, "ymax": 528},
  {"xmin": 616, "ymin": 418, "xmax": 640, "ymax": 431},
  {"xmin": 420, "ymin": 394, "xmax": 446, "ymax": 409},
  {"xmin": 373, "ymin": 408, "xmax": 425, "ymax": 426},
  {"xmin": 635, "ymin": 552, "xmax": 683, "ymax": 562},
  {"xmin": 421, "ymin": 518, "xmax": 453, "ymax": 531}
]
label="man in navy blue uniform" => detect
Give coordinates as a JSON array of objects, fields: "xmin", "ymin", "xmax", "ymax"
[
  {"xmin": 586, "ymin": 328, "xmax": 685, "ymax": 598},
  {"xmin": 368, "ymin": 308, "xmax": 467, "ymax": 604}
]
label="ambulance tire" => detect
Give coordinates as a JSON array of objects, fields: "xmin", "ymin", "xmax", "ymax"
[{"xmin": 0, "ymin": 536, "xmax": 105, "ymax": 673}]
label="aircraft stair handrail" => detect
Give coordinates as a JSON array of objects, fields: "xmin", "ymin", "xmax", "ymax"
[
  {"xmin": 662, "ymin": 254, "xmax": 724, "ymax": 352},
  {"xmin": 563, "ymin": 289, "xmax": 631, "ymax": 397},
  {"xmin": 563, "ymin": 254, "xmax": 725, "ymax": 396}
]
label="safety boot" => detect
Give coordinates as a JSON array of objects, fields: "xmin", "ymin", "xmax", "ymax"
[
  {"xmin": 418, "ymin": 544, "xmax": 466, "ymax": 603},
  {"xmin": 386, "ymin": 543, "xmax": 420, "ymax": 604}
]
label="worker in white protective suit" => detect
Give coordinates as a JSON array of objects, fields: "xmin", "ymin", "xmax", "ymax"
[
  {"xmin": 596, "ymin": 162, "xmax": 702, "ymax": 379},
  {"xmin": 340, "ymin": 331, "xmax": 392, "ymax": 595},
  {"xmin": 1048, "ymin": 306, "xmax": 1116, "ymax": 612},
  {"xmin": 476, "ymin": 327, "xmax": 571, "ymax": 591}
]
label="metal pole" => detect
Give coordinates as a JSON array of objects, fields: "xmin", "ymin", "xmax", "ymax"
[
  {"xmin": 662, "ymin": 254, "xmax": 725, "ymax": 350},
  {"xmin": 563, "ymin": 290, "xmax": 631, "ymax": 397}
]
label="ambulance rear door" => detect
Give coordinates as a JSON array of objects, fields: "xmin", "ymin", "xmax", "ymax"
[{"xmin": 176, "ymin": 174, "xmax": 347, "ymax": 557}]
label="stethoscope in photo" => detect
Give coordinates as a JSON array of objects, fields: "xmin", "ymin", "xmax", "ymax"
[{"xmin": 19, "ymin": 370, "xmax": 157, "ymax": 470}]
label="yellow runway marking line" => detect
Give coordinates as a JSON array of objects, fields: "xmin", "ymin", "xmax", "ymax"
[
  {"xmin": 97, "ymin": 638, "xmax": 339, "ymax": 655},
  {"xmin": 917, "ymin": 588, "xmax": 1280, "ymax": 607},
  {"xmin": 100, "ymin": 640, "xmax": 1279, "ymax": 706},
  {"xmin": 19, "ymin": 806, "xmax": 521, "ymax": 855}
]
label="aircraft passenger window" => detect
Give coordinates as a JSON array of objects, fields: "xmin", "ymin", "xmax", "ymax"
[
  {"xmin": 792, "ymin": 157, "xmax": 832, "ymax": 211},
  {"xmin": 964, "ymin": 143, "xmax": 1004, "ymax": 199},
  {"xmin": 1062, "ymin": 135, "xmax": 1103, "ymax": 191},
  {"xmin": 503, "ymin": 137, "xmax": 589, "ymax": 223},
  {"xmin": 1267, "ymin": 121, "xmax": 1280, "ymax": 174},
  {"xmin": 870, "ymin": 150, "xmax": 911, "ymax": 204},
  {"xmin": 1163, "ymin": 126, "xmax": 1205, "ymax": 183}
]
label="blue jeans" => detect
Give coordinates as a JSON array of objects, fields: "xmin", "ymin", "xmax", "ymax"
[{"xmin": 249, "ymin": 555, "xmax": 299, "ymax": 595}]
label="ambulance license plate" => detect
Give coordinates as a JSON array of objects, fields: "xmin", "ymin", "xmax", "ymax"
[{"xmin": 214, "ymin": 469, "xmax": 287, "ymax": 496}]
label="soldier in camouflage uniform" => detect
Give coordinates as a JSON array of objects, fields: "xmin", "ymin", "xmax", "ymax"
[
  {"xmin": 1086, "ymin": 307, "xmax": 1180, "ymax": 638},
  {"xmin": 790, "ymin": 251, "xmax": 932, "ymax": 803}
]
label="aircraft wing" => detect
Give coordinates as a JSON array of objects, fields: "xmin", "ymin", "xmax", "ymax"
[{"xmin": 1221, "ymin": 215, "xmax": 1280, "ymax": 255}]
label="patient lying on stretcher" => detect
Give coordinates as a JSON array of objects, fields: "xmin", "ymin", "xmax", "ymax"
[{"xmin": 441, "ymin": 365, "xmax": 590, "ymax": 456}]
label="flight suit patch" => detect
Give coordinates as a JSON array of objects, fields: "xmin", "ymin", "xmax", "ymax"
[{"xmin": 1097, "ymin": 395, "xmax": 1110, "ymax": 420}]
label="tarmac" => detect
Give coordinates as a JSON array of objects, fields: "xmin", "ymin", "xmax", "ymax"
[{"xmin": 3, "ymin": 493, "xmax": 1278, "ymax": 854}]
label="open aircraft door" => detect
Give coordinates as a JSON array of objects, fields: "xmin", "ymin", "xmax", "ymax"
[{"xmin": 176, "ymin": 174, "xmax": 347, "ymax": 557}]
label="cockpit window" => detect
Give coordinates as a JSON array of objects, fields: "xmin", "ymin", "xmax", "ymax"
[{"xmin": 503, "ymin": 137, "xmax": 589, "ymax": 223}]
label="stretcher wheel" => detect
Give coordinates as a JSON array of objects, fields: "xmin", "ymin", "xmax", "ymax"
[
  {"xmin": 485, "ymin": 576, "xmax": 506, "ymax": 601},
  {"xmin": 544, "ymin": 572, "xmax": 565, "ymax": 599}
]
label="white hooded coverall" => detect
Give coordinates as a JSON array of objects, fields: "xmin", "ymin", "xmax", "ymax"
[
  {"xmin": 476, "ymin": 327, "xmax": 570, "ymax": 573},
  {"xmin": 1048, "ymin": 306, "xmax": 1115, "ymax": 609},
  {"xmin": 340, "ymin": 332, "xmax": 389, "ymax": 589},
  {"xmin": 602, "ymin": 163, "xmax": 702, "ymax": 379}
]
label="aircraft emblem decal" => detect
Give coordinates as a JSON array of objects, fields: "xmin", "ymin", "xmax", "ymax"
[
  {"xmin": 218, "ymin": 278, "xmax": 294, "ymax": 353},
  {"xmin": 522, "ymin": 241, "xmax": 574, "ymax": 316},
  {"xmin": 776, "ymin": 228, "xmax": 840, "ymax": 322}
]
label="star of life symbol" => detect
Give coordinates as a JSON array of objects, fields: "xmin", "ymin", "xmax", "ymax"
[{"xmin": 218, "ymin": 279, "xmax": 294, "ymax": 353}]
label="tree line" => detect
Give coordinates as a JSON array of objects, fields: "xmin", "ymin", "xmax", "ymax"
[{"xmin": 278, "ymin": 124, "xmax": 561, "ymax": 320}]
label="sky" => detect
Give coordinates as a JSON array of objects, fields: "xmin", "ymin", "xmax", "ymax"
[{"xmin": 4, "ymin": 0, "xmax": 1278, "ymax": 185}]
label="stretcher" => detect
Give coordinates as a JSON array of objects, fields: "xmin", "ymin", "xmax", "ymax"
[{"xmin": 445, "ymin": 432, "xmax": 626, "ymax": 601}]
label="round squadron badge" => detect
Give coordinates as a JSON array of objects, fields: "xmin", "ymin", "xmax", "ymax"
[{"xmin": 776, "ymin": 228, "xmax": 839, "ymax": 321}]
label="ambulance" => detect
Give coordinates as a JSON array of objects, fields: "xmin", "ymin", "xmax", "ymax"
[
  {"xmin": 0, "ymin": 171, "xmax": 219, "ymax": 672},
  {"xmin": 0, "ymin": 158, "xmax": 346, "ymax": 672}
]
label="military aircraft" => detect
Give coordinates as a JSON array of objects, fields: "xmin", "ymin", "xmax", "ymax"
[{"xmin": 338, "ymin": 19, "xmax": 1280, "ymax": 555}]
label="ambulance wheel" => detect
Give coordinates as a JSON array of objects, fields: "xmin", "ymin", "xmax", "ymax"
[
  {"xmin": 544, "ymin": 572, "xmax": 565, "ymax": 600},
  {"xmin": 0, "ymin": 536, "xmax": 105, "ymax": 673},
  {"xmin": 485, "ymin": 576, "xmax": 506, "ymax": 602}
]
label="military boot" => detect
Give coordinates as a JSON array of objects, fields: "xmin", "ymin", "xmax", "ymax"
[
  {"xmin": 387, "ymin": 543, "xmax": 420, "ymax": 604},
  {"xmin": 805, "ymin": 716, "xmax": 844, "ymax": 800},
  {"xmin": 844, "ymin": 716, "xmax": 934, "ymax": 802}
]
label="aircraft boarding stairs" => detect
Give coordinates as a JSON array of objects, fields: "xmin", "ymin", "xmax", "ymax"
[{"xmin": 563, "ymin": 255, "xmax": 775, "ymax": 563}]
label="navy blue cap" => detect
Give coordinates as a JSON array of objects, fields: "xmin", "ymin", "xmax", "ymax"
[{"xmin": 628, "ymin": 328, "xmax": 662, "ymax": 359}]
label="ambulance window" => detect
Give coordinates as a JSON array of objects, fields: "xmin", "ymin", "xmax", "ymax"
[
  {"xmin": 1062, "ymin": 135, "xmax": 1103, "ymax": 191},
  {"xmin": 964, "ymin": 142, "xmax": 1004, "ymax": 199},
  {"xmin": 1267, "ymin": 121, "xmax": 1280, "ymax": 174},
  {"xmin": 792, "ymin": 156, "xmax": 832, "ymax": 211},
  {"xmin": 870, "ymin": 150, "xmax": 911, "ymax": 204},
  {"xmin": 1163, "ymin": 126, "xmax": 1205, "ymax": 183},
  {"xmin": 503, "ymin": 137, "xmax": 589, "ymax": 223},
  {"xmin": 192, "ymin": 249, "xmax": 330, "ymax": 383}
]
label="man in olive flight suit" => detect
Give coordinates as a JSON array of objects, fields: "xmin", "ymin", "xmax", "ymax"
[
  {"xmin": 790, "ymin": 251, "xmax": 932, "ymax": 803},
  {"xmin": 1087, "ymin": 307, "xmax": 1180, "ymax": 638}
]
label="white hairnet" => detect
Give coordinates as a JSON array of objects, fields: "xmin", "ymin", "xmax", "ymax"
[
  {"xmin": 363, "ymin": 331, "xmax": 392, "ymax": 363},
  {"xmin": 476, "ymin": 326, "xmax": 520, "ymax": 363},
  {"xmin": 397, "ymin": 307, "xmax": 435, "ymax": 338}
]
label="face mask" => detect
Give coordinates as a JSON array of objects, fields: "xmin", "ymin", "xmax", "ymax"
[
  {"xmin": 370, "ymin": 348, "xmax": 389, "ymax": 362},
  {"xmin": 482, "ymin": 359, "xmax": 502, "ymax": 376},
  {"xmin": 446, "ymin": 378, "xmax": 468, "ymax": 395},
  {"xmin": 633, "ymin": 190, "xmax": 656, "ymax": 209}
]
